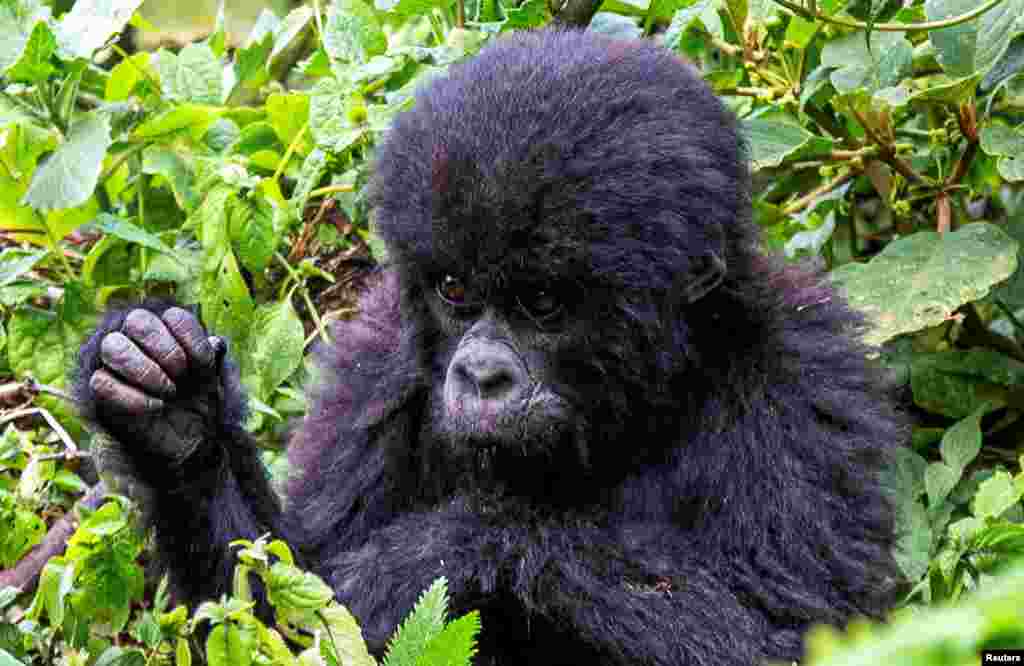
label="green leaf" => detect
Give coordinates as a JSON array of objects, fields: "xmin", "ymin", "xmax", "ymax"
[
  {"xmin": 271, "ymin": 5, "xmax": 313, "ymax": 62},
  {"xmin": 229, "ymin": 195, "xmax": 276, "ymax": 274},
  {"xmin": 924, "ymin": 462, "xmax": 959, "ymax": 508},
  {"xmin": 94, "ymin": 213, "xmax": 177, "ymax": 256},
  {"xmin": 973, "ymin": 470, "xmax": 1024, "ymax": 519},
  {"xmin": 415, "ymin": 611, "xmax": 481, "ymax": 666},
  {"xmin": 266, "ymin": 562, "xmax": 334, "ymax": 610},
  {"xmin": 979, "ymin": 122, "xmax": 1024, "ymax": 157},
  {"xmin": 830, "ymin": 223, "xmax": 1019, "ymax": 346},
  {"xmin": 0, "ymin": 0, "xmax": 52, "ymax": 75},
  {"xmin": 240, "ymin": 300, "xmax": 304, "ymax": 401},
  {"xmin": 893, "ymin": 499, "xmax": 931, "ymax": 582},
  {"xmin": 940, "ymin": 405, "xmax": 985, "ymax": 473},
  {"xmin": 910, "ymin": 351, "xmax": 1024, "ymax": 418},
  {"xmin": 200, "ymin": 250, "xmax": 254, "ymax": 347},
  {"xmin": 142, "ymin": 147, "xmax": 198, "ymax": 211},
  {"xmin": 926, "ymin": 0, "xmax": 1024, "ymax": 78},
  {"xmin": 153, "ymin": 43, "xmax": 223, "ymax": 105},
  {"xmin": 132, "ymin": 104, "xmax": 220, "ymax": 140},
  {"xmin": 0, "ymin": 248, "xmax": 46, "ymax": 287},
  {"xmin": 105, "ymin": 51, "xmax": 157, "ymax": 101},
  {"xmin": 318, "ymin": 604, "xmax": 376, "ymax": 666},
  {"xmin": 309, "ymin": 78, "xmax": 367, "ymax": 152},
  {"xmin": 206, "ymin": 623, "xmax": 255, "ymax": 666},
  {"xmin": 56, "ymin": 0, "xmax": 145, "ymax": 60},
  {"xmin": 23, "ymin": 112, "xmax": 112, "ymax": 211},
  {"xmin": 821, "ymin": 31, "xmax": 912, "ymax": 94},
  {"xmin": 742, "ymin": 119, "xmax": 813, "ymax": 170},
  {"xmin": 384, "ymin": 578, "xmax": 449, "ymax": 666},
  {"xmin": 291, "ymin": 148, "xmax": 328, "ymax": 218},
  {"xmin": 323, "ymin": 0, "xmax": 387, "ymax": 65},
  {"xmin": 8, "ymin": 283, "xmax": 96, "ymax": 429},
  {"xmin": 5, "ymin": 20, "xmax": 56, "ymax": 83},
  {"xmin": 232, "ymin": 17, "xmax": 274, "ymax": 92},
  {"xmin": 267, "ymin": 92, "xmax": 311, "ymax": 148}
]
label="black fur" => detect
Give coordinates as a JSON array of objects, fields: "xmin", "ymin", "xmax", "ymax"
[{"xmin": 73, "ymin": 30, "xmax": 903, "ymax": 665}]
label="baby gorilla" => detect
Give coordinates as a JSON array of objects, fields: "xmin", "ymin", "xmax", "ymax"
[{"xmin": 74, "ymin": 29, "xmax": 902, "ymax": 666}]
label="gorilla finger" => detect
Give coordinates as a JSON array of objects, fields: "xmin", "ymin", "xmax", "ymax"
[
  {"xmin": 100, "ymin": 333, "xmax": 176, "ymax": 398},
  {"xmin": 123, "ymin": 309, "xmax": 188, "ymax": 378},
  {"xmin": 161, "ymin": 307, "xmax": 215, "ymax": 370},
  {"xmin": 89, "ymin": 368, "xmax": 165, "ymax": 414}
]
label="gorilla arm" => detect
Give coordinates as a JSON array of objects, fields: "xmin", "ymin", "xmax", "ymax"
[{"xmin": 74, "ymin": 302, "xmax": 292, "ymax": 605}]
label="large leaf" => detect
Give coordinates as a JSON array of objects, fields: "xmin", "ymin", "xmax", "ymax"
[
  {"xmin": 240, "ymin": 300, "xmax": 304, "ymax": 401},
  {"xmin": 925, "ymin": 0, "xmax": 1024, "ymax": 78},
  {"xmin": 742, "ymin": 119, "xmax": 813, "ymax": 170},
  {"xmin": 22, "ymin": 112, "xmax": 112, "ymax": 211},
  {"xmin": 323, "ymin": 0, "xmax": 387, "ymax": 65},
  {"xmin": 56, "ymin": 0, "xmax": 144, "ymax": 59},
  {"xmin": 152, "ymin": 43, "xmax": 222, "ymax": 105},
  {"xmin": 830, "ymin": 223, "xmax": 1019, "ymax": 345},
  {"xmin": 7, "ymin": 282, "xmax": 96, "ymax": 432}
]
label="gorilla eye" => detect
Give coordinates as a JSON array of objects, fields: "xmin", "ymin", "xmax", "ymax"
[
  {"xmin": 437, "ymin": 274, "xmax": 470, "ymax": 306},
  {"xmin": 518, "ymin": 288, "xmax": 564, "ymax": 322}
]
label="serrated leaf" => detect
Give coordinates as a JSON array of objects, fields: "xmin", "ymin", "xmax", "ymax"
[
  {"xmin": 23, "ymin": 112, "xmax": 111, "ymax": 211},
  {"xmin": 5, "ymin": 20, "xmax": 56, "ymax": 83},
  {"xmin": 384, "ymin": 578, "xmax": 449, "ymax": 666},
  {"xmin": 56, "ymin": 0, "xmax": 144, "ymax": 59},
  {"xmin": 830, "ymin": 223, "xmax": 1019, "ymax": 345},
  {"xmin": 973, "ymin": 470, "xmax": 1024, "ymax": 519},
  {"xmin": 229, "ymin": 195, "xmax": 276, "ymax": 273},
  {"xmin": 323, "ymin": 0, "xmax": 387, "ymax": 65},
  {"xmin": 240, "ymin": 300, "xmax": 304, "ymax": 401},
  {"xmin": 200, "ymin": 250, "xmax": 254, "ymax": 347},
  {"xmin": 153, "ymin": 43, "xmax": 222, "ymax": 105},
  {"xmin": 206, "ymin": 623, "xmax": 255, "ymax": 666},
  {"xmin": 309, "ymin": 78, "xmax": 367, "ymax": 152},
  {"xmin": 0, "ymin": 0, "xmax": 53, "ymax": 75},
  {"xmin": 414, "ymin": 611, "xmax": 480, "ymax": 666}
]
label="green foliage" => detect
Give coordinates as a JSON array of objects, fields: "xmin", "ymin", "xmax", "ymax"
[{"xmin": 1, "ymin": 0, "xmax": 1024, "ymax": 662}]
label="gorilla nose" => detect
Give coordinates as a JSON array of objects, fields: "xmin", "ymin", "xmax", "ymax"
[{"xmin": 446, "ymin": 342, "xmax": 529, "ymax": 407}]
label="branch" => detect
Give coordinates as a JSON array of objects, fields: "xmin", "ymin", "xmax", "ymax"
[
  {"xmin": 0, "ymin": 482, "xmax": 108, "ymax": 591},
  {"xmin": 769, "ymin": 0, "xmax": 1007, "ymax": 33}
]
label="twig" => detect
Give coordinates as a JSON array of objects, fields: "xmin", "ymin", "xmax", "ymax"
[
  {"xmin": 768, "ymin": 0, "xmax": 1007, "ymax": 33},
  {"xmin": 783, "ymin": 169, "xmax": 858, "ymax": 215},
  {"xmin": 0, "ymin": 407, "xmax": 79, "ymax": 458}
]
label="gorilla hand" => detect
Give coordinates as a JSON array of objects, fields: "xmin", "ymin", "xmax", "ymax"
[{"xmin": 76, "ymin": 305, "xmax": 229, "ymax": 490}]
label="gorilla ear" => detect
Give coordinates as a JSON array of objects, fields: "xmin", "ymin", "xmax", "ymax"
[{"xmin": 683, "ymin": 253, "xmax": 726, "ymax": 304}]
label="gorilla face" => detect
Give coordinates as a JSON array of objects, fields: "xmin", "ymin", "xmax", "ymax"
[
  {"xmin": 422, "ymin": 269, "xmax": 593, "ymax": 488},
  {"xmin": 372, "ymin": 31, "xmax": 742, "ymax": 498}
]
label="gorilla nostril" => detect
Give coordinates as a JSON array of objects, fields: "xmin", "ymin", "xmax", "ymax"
[{"xmin": 474, "ymin": 365, "xmax": 519, "ymax": 400}]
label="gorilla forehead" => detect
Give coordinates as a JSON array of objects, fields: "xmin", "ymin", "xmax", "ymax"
[{"xmin": 370, "ymin": 29, "xmax": 751, "ymax": 289}]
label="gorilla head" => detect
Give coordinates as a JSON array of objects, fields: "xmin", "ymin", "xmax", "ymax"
[{"xmin": 370, "ymin": 30, "xmax": 755, "ymax": 499}]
